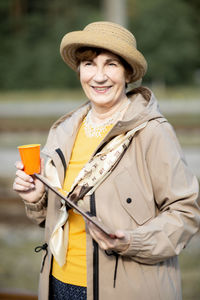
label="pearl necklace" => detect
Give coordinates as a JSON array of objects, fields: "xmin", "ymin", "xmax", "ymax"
[{"xmin": 83, "ymin": 99, "xmax": 131, "ymax": 138}]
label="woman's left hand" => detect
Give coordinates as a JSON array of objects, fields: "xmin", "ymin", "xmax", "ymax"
[{"xmin": 87, "ymin": 221, "xmax": 130, "ymax": 253}]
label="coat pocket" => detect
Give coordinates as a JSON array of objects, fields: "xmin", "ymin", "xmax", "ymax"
[{"xmin": 114, "ymin": 169, "xmax": 153, "ymax": 225}]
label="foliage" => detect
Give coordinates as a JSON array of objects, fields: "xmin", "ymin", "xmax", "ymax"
[
  {"xmin": 128, "ymin": 0, "xmax": 199, "ymax": 84},
  {"xmin": 0, "ymin": 0, "xmax": 101, "ymax": 89},
  {"xmin": 0, "ymin": 0, "xmax": 199, "ymax": 89}
]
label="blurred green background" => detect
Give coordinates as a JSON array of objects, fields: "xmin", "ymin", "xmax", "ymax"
[
  {"xmin": 0, "ymin": 0, "xmax": 200, "ymax": 88},
  {"xmin": 0, "ymin": 0, "xmax": 199, "ymax": 299}
]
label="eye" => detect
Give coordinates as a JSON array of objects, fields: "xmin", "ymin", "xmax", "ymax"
[
  {"xmin": 83, "ymin": 61, "xmax": 93, "ymax": 66},
  {"xmin": 108, "ymin": 62, "xmax": 117, "ymax": 66}
]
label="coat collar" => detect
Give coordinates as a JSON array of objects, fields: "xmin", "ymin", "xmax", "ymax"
[{"xmin": 42, "ymin": 87, "xmax": 164, "ymax": 184}]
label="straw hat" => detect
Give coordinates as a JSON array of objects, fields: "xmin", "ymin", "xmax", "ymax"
[{"xmin": 60, "ymin": 21, "xmax": 147, "ymax": 82}]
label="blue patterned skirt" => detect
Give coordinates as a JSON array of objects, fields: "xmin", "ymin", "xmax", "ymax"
[{"xmin": 49, "ymin": 275, "xmax": 87, "ymax": 300}]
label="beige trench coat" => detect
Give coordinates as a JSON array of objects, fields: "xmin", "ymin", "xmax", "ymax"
[{"xmin": 25, "ymin": 88, "xmax": 200, "ymax": 300}]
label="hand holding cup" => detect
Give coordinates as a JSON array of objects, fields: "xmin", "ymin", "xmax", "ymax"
[
  {"xmin": 18, "ymin": 144, "xmax": 41, "ymax": 175},
  {"xmin": 13, "ymin": 144, "xmax": 45, "ymax": 203}
]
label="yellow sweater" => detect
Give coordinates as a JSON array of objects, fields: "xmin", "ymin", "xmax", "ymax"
[{"xmin": 52, "ymin": 120, "xmax": 113, "ymax": 286}]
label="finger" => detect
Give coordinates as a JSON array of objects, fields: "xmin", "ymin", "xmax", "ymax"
[
  {"xmin": 114, "ymin": 230, "xmax": 126, "ymax": 239},
  {"xmin": 15, "ymin": 177, "xmax": 35, "ymax": 189},
  {"xmin": 88, "ymin": 228, "xmax": 109, "ymax": 250},
  {"xmin": 13, "ymin": 181, "xmax": 33, "ymax": 192},
  {"xmin": 87, "ymin": 222, "xmax": 115, "ymax": 249},
  {"xmin": 87, "ymin": 222, "xmax": 106, "ymax": 242},
  {"xmin": 88, "ymin": 223, "xmax": 106, "ymax": 241},
  {"xmin": 88, "ymin": 226, "xmax": 99, "ymax": 241},
  {"xmin": 99, "ymin": 241, "xmax": 108, "ymax": 250},
  {"xmin": 114, "ymin": 230, "xmax": 130, "ymax": 245},
  {"xmin": 15, "ymin": 161, "xmax": 24, "ymax": 170},
  {"xmin": 87, "ymin": 222, "xmax": 99, "ymax": 238},
  {"xmin": 13, "ymin": 183, "xmax": 28, "ymax": 192},
  {"xmin": 16, "ymin": 169, "xmax": 34, "ymax": 183},
  {"xmin": 88, "ymin": 221, "xmax": 106, "ymax": 236}
]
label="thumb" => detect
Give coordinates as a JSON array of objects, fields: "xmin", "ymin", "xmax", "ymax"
[
  {"xmin": 115, "ymin": 229, "xmax": 126, "ymax": 239},
  {"xmin": 15, "ymin": 160, "xmax": 24, "ymax": 170}
]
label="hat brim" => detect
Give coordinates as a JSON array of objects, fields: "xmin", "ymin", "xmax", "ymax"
[{"xmin": 60, "ymin": 31, "xmax": 147, "ymax": 82}]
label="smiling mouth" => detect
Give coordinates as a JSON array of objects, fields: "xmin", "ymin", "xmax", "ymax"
[{"xmin": 92, "ymin": 86, "xmax": 112, "ymax": 93}]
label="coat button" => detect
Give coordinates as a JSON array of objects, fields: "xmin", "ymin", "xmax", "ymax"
[{"xmin": 126, "ymin": 198, "xmax": 132, "ymax": 204}]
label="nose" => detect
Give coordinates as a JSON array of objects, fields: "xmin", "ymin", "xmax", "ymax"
[{"xmin": 93, "ymin": 66, "xmax": 107, "ymax": 83}]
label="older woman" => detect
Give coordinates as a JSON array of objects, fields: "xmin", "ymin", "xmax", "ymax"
[{"xmin": 13, "ymin": 22, "xmax": 200, "ymax": 300}]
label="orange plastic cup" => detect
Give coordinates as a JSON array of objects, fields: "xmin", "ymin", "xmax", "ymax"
[{"xmin": 18, "ymin": 144, "xmax": 41, "ymax": 175}]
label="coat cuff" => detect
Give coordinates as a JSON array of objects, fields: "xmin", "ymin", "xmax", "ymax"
[
  {"xmin": 23, "ymin": 192, "xmax": 48, "ymax": 212},
  {"xmin": 118, "ymin": 232, "xmax": 142, "ymax": 257}
]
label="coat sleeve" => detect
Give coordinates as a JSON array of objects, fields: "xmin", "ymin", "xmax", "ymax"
[
  {"xmin": 121, "ymin": 121, "xmax": 200, "ymax": 264},
  {"xmin": 23, "ymin": 158, "xmax": 61, "ymax": 227},
  {"xmin": 24, "ymin": 192, "xmax": 48, "ymax": 227}
]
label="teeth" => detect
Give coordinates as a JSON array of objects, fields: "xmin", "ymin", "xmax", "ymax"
[{"xmin": 94, "ymin": 87, "xmax": 109, "ymax": 91}]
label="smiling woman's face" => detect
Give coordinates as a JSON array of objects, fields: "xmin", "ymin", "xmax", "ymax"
[{"xmin": 79, "ymin": 51, "xmax": 129, "ymax": 110}]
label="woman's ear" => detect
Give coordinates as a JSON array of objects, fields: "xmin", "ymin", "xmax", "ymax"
[
  {"xmin": 125, "ymin": 72, "xmax": 132, "ymax": 85},
  {"xmin": 125, "ymin": 74, "xmax": 131, "ymax": 89}
]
